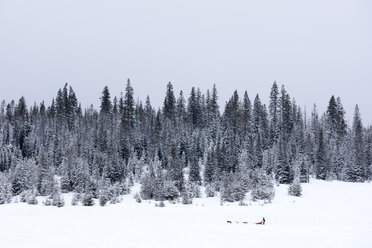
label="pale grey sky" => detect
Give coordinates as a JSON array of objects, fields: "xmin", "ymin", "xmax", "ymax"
[{"xmin": 0, "ymin": 0, "xmax": 371, "ymax": 125}]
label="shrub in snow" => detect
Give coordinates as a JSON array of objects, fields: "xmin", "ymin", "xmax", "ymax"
[
  {"xmin": 43, "ymin": 197, "xmax": 52, "ymax": 206},
  {"xmin": 0, "ymin": 173, "xmax": 12, "ymax": 204},
  {"xmin": 98, "ymin": 182, "xmax": 125, "ymax": 205},
  {"xmin": 99, "ymin": 192, "xmax": 110, "ymax": 206},
  {"xmin": 20, "ymin": 191, "xmax": 29, "ymax": 203},
  {"xmin": 71, "ymin": 193, "xmax": 80, "ymax": 206},
  {"xmin": 152, "ymin": 180, "xmax": 179, "ymax": 201},
  {"xmin": 162, "ymin": 181, "xmax": 179, "ymax": 200},
  {"xmin": 117, "ymin": 181, "xmax": 130, "ymax": 195},
  {"xmin": 159, "ymin": 201, "xmax": 165, "ymax": 207},
  {"xmin": 98, "ymin": 180, "xmax": 111, "ymax": 206},
  {"xmin": 26, "ymin": 192, "xmax": 38, "ymax": 205},
  {"xmin": 52, "ymin": 193, "xmax": 65, "ymax": 207},
  {"xmin": 181, "ymin": 191, "xmax": 193, "ymax": 205},
  {"xmin": 47, "ymin": 186, "xmax": 65, "ymax": 207},
  {"xmin": 205, "ymin": 184, "xmax": 216, "ymax": 198},
  {"xmin": 82, "ymin": 192, "xmax": 94, "ymax": 206},
  {"xmin": 189, "ymin": 182, "xmax": 201, "ymax": 198},
  {"xmin": 19, "ymin": 190, "xmax": 39, "ymax": 205},
  {"xmin": 110, "ymin": 196, "xmax": 121, "ymax": 204},
  {"xmin": 49, "ymin": 177, "xmax": 65, "ymax": 207},
  {"xmin": 134, "ymin": 192, "xmax": 142, "ymax": 203},
  {"xmin": 288, "ymin": 178, "xmax": 302, "ymax": 197},
  {"xmin": 109, "ymin": 181, "xmax": 129, "ymax": 198}
]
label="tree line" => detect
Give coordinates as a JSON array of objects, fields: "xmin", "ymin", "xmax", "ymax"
[{"xmin": 0, "ymin": 81, "xmax": 371, "ymax": 206}]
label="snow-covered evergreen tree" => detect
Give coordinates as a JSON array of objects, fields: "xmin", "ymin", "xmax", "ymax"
[
  {"xmin": 250, "ymin": 169, "xmax": 275, "ymax": 201},
  {"xmin": 0, "ymin": 173, "xmax": 12, "ymax": 204},
  {"xmin": 348, "ymin": 105, "xmax": 366, "ymax": 182}
]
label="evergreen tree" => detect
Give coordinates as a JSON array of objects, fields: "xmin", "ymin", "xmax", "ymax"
[
  {"xmin": 204, "ymin": 150, "xmax": 215, "ymax": 184},
  {"xmin": 276, "ymin": 137, "xmax": 292, "ymax": 184},
  {"xmin": 187, "ymin": 87, "xmax": 200, "ymax": 128},
  {"xmin": 280, "ymin": 85, "xmax": 293, "ymax": 140},
  {"xmin": 348, "ymin": 105, "xmax": 366, "ymax": 182},
  {"xmin": 0, "ymin": 173, "xmax": 12, "ymax": 204},
  {"xmin": 288, "ymin": 176, "xmax": 302, "ymax": 197},
  {"xmin": 189, "ymin": 157, "xmax": 201, "ymax": 185},
  {"xmin": 122, "ymin": 79, "xmax": 135, "ymax": 130},
  {"xmin": 100, "ymin": 86, "xmax": 112, "ymax": 115},
  {"xmin": 316, "ymin": 127, "xmax": 328, "ymax": 180},
  {"xmin": 163, "ymin": 82, "xmax": 176, "ymax": 121},
  {"xmin": 176, "ymin": 91, "xmax": 187, "ymax": 124},
  {"xmin": 336, "ymin": 97, "xmax": 347, "ymax": 138},
  {"xmin": 269, "ymin": 81, "xmax": 280, "ymax": 145},
  {"xmin": 326, "ymin": 95, "xmax": 339, "ymax": 137},
  {"xmin": 241, "ymin": 91, "xmax": 252, "ymax": 139},
  {"xmin": 11, "ymin": 159, "xmax": 37, "ymax": 195},
  {"xmin": 67, "ymin": 86, "xmax": 78, "ymax": 130},
  {"xmin": 51, "ymin": 177, "xmax": 65, "ymax": 207},
  {"xmin": 250, "ymin": 168, "xmax": 275, "ymax": 201},
  {"xmin": 252, "ymin": 94, "xmax": 261, "ymax": 135}
]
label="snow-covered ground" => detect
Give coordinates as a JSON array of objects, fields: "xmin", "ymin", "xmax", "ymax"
[{"xmin": 1, "ymin": 180, "xmax": 371, "ymax": 248}]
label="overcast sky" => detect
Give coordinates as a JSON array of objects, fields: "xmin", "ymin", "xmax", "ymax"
[{"xmin": 0, "ymin": 0, "xmax": 371, "ymax": 125}]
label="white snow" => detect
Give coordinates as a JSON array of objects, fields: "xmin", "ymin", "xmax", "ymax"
[{"xmin": 1, "ymin": 180, "xmax": 371, "ymax": 248}]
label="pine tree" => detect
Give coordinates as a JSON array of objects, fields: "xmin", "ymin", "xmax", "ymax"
[
  {"xmin": 187, "ymin": 87, "xmax": 200, "ymax": 128},
  {"xmin": 276, "ymin": 137, "xmax": 291, "ymax": 184},
  {"xmin": 0, "ymin": 173, "xmax": 12, "ymax": 204},
  {"xmin": 241, "ymin": 91, "xmax": 252, "ymax": 139},
  {"xmin": 326, "ymin": 95, "xmax": 338, "ymax": 137},
  {"xmin": 316, "ymin": 127, "xmax": 328, "ymax": 180},
  {"xmin": 176, "ymin": 91, "xmax": 187, "ymax": 124},
  {"xmin": 163, "ymin": 82, "xmax": 176, "ymax": 121},
  {"xmin": 250, "ymin": 168, "xmax": 275, "ymax": 201},
  {"xmin": 67, "ymin": 86, "xmax": 78, "ymax": 130},
  {"xmin": 254, "ymin": 132, "xmax": 263, "ymax": 169},
  {"xmin": 204, "ymin": 150, "xmax": 215, "ymax": 184},
  {"xmin": 122, "ymin": 79, "xmax": 135, "ymax": 130},
  {"xmin": 336, "ymin": 97, "xmax": 347, "ymax": 138},
  {"xmin": 348, "ymin": 105, "xmax": 366, "ymax": 182},
  {"xmin": 253, "ymin": 94, "xmax": 261, "ymax": 136},
  {"xmin": 11, "ymin": 158, "xmax": 37, "ymax": 195},
  {"xmin": 120, "ymin": 79, "xmax": 135, "ymax": 161},
  {"xmin": 100, "ymin": 86, "xmax": 112, "ymax": 115},
  {"xmin": 280, "ymin": 85, "xmax": 293, "ymax": 141},
  {"xmin": 269, "ymin": 81, "xmax": 280, "ymax": 145},
  {"xmin": 51, "ymin": 177, "xmax": 65, "ymax": 207},
  {"xmin": 288, "ymin": 176, "xmax": 302, "ymax": 197},
  {"xmin": 189, "ymin": 157, "xmax": 201, "ymax": 185},
  {"xmin": 37, "ymin": 148, "xmax": 53, "ymax": 196}
]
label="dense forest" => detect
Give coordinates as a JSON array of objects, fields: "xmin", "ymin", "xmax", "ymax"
[{"xmin": 0, "ymin": 81, "xmax": 371, "ymax": 206}]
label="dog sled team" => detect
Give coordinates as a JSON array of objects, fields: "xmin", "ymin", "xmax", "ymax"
[{"xmin": 227, "ymin": 217, "xmax": 265, "ymax": 225}]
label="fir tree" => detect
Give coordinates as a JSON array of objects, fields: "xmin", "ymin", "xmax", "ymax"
[
  {"xmin": 348, "ymin": 105, "xmax": 366, "ymax": 182},
  {"xmin": 0, "ymin": 173, "xmax": 12, "ymax": 204},
  {"xmin": 163, "ymin": 82, "xmax": 176, "ymax": 121},
  {"xmin": 269, "ymin": 81, "xmax": 280, "ymax": 145},
  {"xmin": 288, "ymin": 176, "xmax": 302, "ymax": 197},
  {"xmin": 100, "ymin": 86, "xmax": 112, "ymax": 115},
  {"xmin": 316, "ymin": 127, "xmax": 328, "ymax": 180}
]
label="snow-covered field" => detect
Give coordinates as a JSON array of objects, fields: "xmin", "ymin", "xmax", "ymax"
[{"xmin": 1, "ymin": 180, "xmax": 371, "ymax": 248}]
